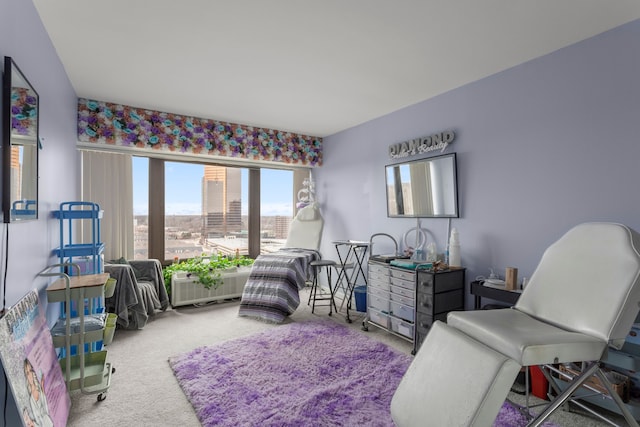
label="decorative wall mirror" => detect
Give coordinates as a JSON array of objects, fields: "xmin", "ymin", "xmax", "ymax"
[
  {"xmin": 385, "ymin": 152, "xmax": 459, "ymax": 218},
  {"xmin": 2, "ymin": 56, "xmax": 39, "ymax": 222}
]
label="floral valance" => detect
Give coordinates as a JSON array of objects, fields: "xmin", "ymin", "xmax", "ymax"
[{"xmin": 77, "ymin": 98, "xmax": 322, "ymax": 166}]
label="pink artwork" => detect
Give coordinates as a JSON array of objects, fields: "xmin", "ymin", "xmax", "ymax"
[{"xmin": 0, "ymin": 290, "xmax": 70, "ymax": 427}]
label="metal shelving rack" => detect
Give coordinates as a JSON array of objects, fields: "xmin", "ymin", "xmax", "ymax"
[
  {"xmin": 45, "ymin": 201, "xmax": 115, "ymax": 401},
  {"xmin": 40, "ymin": 265, "xmax": 115, "ymax": 401}
]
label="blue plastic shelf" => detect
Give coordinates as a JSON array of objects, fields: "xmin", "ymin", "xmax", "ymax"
[{"xmin": 54, "ymin": 243, "xmax": 105, "ymax": 258}]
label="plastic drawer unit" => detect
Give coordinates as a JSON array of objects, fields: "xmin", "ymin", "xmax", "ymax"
[
  {"xmin": 364, "ymin": 260, "xmax": 416, "ymax": 345},
  {"xmin": 414, "ymin": 267, "xmax": 466, "ymax": 353}
]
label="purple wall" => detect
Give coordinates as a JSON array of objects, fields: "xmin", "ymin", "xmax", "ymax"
[
  {"xmin": 1, "ymin": 0, "xmax": 79, "ymax": 308},
  {"xmin": 318, "ymin": 19, "xmax": 640, "ymax": 303},
  {"xmin": 1, "ymin": 0, "xmax": 79, "ymax": 424}
]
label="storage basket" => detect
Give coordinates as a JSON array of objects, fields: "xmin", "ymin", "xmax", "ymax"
[
  {"xmin": 102, "ymin": 313, "xmax": 117, "ymax": 345},
  {"xmin": 390, "ymin": 300, "xmax": 415, "ymax": 322},
  {"xmin": 369, "ymin": 308, "xmax": 390, "ymax": 329},
  {"xmin": 390, "ymin": 316, "xmax": 414, "ymax": 339},
  {"xmin": 368, "ymin": 293, "xmax": 390, "ymax": 312},
  {"xmin": 104, "ymin": 277, "xmax": 116, "ymax": 298}
]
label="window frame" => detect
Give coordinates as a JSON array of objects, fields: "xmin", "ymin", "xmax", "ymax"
[{"xmin": 140, "ymin": 156, "xmax": 305, "ymax": 264}]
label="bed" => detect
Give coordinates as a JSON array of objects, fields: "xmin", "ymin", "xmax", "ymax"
[
  {"xmin": 238, "ymin": 203, "xmax": 324, "ymax": 323},
  {"xmin": 238, "ymin": 248, "xmax": 320, "ymax": 322}
]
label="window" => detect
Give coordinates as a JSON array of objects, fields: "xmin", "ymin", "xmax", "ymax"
[
  {"xmin": 132, "ymin": 157, "xmax": 298, "ymax": 263},
  {"xmin": 133, "ymin": 156, "xmax": 149, "ymax": 259},
  {"xmin": 164, "ymin": 162, "xmax": 249, "ymax": 261},
  {"xmin": 260, "ymin": 169, "xmax": 293, "ymax": 253}
]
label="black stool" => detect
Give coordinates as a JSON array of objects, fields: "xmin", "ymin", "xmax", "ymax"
[{"xmin": 308, "ymin": 260, "xmax": 338, "ymax": 315}]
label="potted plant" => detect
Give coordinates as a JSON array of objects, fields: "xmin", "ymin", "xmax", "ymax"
[{"xmin": 163, "ymin": 254, "xmax": 254, "ymax": 297}]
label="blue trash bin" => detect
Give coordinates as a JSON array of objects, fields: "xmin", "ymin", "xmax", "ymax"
[{"xmin": 354, "ymin": 286, "xmax": 367, "ymax": 312}]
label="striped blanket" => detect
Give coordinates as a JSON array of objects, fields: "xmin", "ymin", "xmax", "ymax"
[{"xmin": 238, "ymin": 248, "xmax": 320, "ymax": 323}]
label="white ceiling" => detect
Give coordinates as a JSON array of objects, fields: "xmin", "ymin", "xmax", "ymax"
[{"xmin": 32, "ymin": 1, "xmax": 640, "ymax": 137}]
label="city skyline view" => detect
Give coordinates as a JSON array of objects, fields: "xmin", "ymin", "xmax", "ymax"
[
  {"xmin": 132, "ymin": 157, "xmax": 294, "ymax": 217},
  {"xmin": 132, "ymin": 158, "xmax": 295, "ymax": 259}
]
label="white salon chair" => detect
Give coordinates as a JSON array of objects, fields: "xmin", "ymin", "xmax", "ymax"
[
  {"xmin": 239, "ymin": 203, "xmax": 325, "ymax": 322},
  {"xmin": 391, "ymin": 222, "xmax": 640, "ymax": 426},
  {"xmin": 284, "ymin": 202, "xmax": 324, "ymax": 251}
]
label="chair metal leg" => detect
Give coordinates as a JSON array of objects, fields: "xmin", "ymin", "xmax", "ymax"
[
  {"xmin": 335, "ymin": 264, "xmax": 352, "ymax": 311},
  {"xmin": 325, "ymin": 267, "xmax": 339, "ymax": 315},
  {"xmin": 307, "ymin": 268, "xmax": 318, "ymax": 306},
  {"xmin": 328, "ymin": 267, "xmax": 338, "ymax": 312},
  {"xmin": 324, "ymin": 266, "xmax": 332, "ymax": 316},
  {"xmin": 540, "ymin": 365, "xmax": 563, "ymax": 397},
  {"xmin": 528, "ymin": 363, "xmax": 599, "ymax": 427},
  {"xmin": 309, "ymin": 264, "xmax": 338, "ymax": 316},
  {"xmin": 310, "ymin": 274, "xmax": 318, "ymax": 314},
  {"xmin": 569, "ymin": 398, "xmax": 626, "ymax": 427},
  {"xmin": 538, "ymin": 363, "xmax": 627, "ymax": 426},
  {"xmin": 525, "ymin": 367, "xmax": 530, "ymax": 410},
  {"xmin": 594, "ymin": 368, "xmax": 640, "ymax": 427},
  {"xmin": 527, "ymin": 363, "xmax": 640, "ymax": 427}
]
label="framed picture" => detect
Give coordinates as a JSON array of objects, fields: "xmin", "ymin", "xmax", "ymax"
[{"xmin": 0, "ymin": 290, "xmax": 70, "ymax": 427}]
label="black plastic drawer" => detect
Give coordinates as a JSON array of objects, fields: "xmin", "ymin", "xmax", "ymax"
[
  {"xmin": 417, "ymin": 269, "xmax": 465, "ymax": 294},
  {"xmin": 416, "ymin": 289, "xmax": 464, "ymax": 315},
  {"xmin": 414, "ymin": 312, "xmax": 447, "ymax": 352}
]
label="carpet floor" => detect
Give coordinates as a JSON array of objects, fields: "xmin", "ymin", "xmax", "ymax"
[
  {"xmin": 64, "ymin": 289, "xmax": 625, "ymax": 426},
  {"xmin": 169, "ymin": 319, "xmax": 555, "ymax": 426}
]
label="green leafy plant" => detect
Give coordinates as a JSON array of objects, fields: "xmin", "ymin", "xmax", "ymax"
[{"xmin": 163, "ymin": 255, "xmax": 254, "ymax": 296}]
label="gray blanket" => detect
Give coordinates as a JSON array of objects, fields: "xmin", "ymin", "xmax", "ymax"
[
  {"xmin": 104, "ymin": 259, "xmax": 169, "ymax": 329},
  {"xmin": 129, "ymin": 259, "xmax": 170, "ymax": 312},
  {"xmin": 238, "ymin": 248, "xmax": 320, "ymax": 323}
]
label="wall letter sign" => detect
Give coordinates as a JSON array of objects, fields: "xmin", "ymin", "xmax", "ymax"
[{"xmin": 388, "ymin": 130, "xmax": 455, "ymax": 159}]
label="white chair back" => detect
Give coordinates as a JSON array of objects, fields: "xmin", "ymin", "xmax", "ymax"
[
  {"xmin": 284, "ymin": 203, "xmax": 324, "ymax": 251},
  {"xmin": 515, "ymin": 222, "xmax": 640, "ymax": 348}
]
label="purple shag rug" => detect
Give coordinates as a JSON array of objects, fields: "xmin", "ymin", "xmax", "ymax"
[{"xmin": 169, "ymin": 320, "xmax": 555, "ymax": 426}]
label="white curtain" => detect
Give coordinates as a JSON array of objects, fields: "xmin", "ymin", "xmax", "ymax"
[
  {"xmin": 81, "ymin": 151, "xmax": 134, "ymax": 261},
  {"xmin": 409, "ymin": 162, "xmax": 433, "ymax": 216}
]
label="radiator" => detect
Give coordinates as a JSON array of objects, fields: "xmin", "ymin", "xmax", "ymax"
[{"xmin": 171, "ymin": 267, "xmax": 251, "ymax": 307}]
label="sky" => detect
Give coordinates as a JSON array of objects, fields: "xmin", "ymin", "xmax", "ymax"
[{"xmin": 132, "ymin": 157, "xmax": 294, "ymax": 216}]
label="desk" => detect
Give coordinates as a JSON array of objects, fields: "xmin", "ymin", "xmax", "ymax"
[
  {"xmin": 332, "ymin": 240, "xmax": 369, "ymax": 323},
  {"xmin": 470, "ymin": 280, "xmax": 521, "ymax": 310}
]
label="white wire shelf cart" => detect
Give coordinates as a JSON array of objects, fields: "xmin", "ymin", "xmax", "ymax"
[{"xmin": 40, "ymin": 264, "xmax": 115, "ymax": 402}]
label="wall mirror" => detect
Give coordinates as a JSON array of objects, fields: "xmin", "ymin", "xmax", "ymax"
[
  {"xmin": 385, "ymin": 152, "xmax": 459, "ymax": 218},
  {"xmin": 2, "ymin": 56, "xmax": 39, "ymax": 222}
]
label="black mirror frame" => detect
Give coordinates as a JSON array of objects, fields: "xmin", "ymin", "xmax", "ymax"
[
  {"xmin": 2, "ymin": 56, "xmax": 39, "ymax": 223},
  {"xmin": 385, "ymin": 152, "xmax": 460, "ymax": 219}
]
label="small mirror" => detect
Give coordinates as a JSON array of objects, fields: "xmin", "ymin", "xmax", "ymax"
[
  {"xmin": 385, "ymin": 153, "xmax": 459, "ymax": 218},
  {"xmin": 2, "ymin": 56, "xmax": 39, "ymax": 222}
]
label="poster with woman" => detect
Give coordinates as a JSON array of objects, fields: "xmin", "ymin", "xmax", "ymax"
[{"xmin": 0, "ymin": 290, "xmax": 70, "ymax": 427}]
